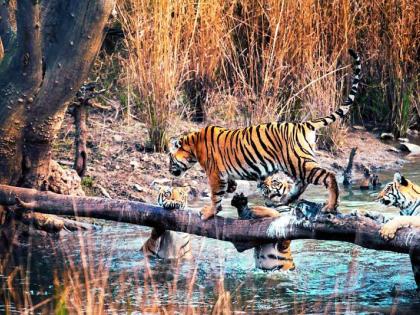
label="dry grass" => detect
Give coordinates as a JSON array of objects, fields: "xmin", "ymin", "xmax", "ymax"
[{"xmin": 114, "ymin": 0, "xmax": 419, "ymax": 150}]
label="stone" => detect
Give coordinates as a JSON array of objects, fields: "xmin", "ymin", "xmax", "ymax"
[
  {"xmin": 386, "ymin": 147, "xmax": 400, "ymax": 153},
  {"xmin": 399, "ymin": 143, "xmax": 420, "ymax": 154},
  {"xmin": 353, "ymin": 125, "xmax": 366, "ymax": 131},
  {"xmin": 398, "ymin": 138, "xmax": 409, "ymax": 143},
  {"xmin": 380, "ymin": 133, "xmax": 394, "ymax": 140},
  {"xmin": 113, "ymin": 134, "xmax": 123, "ymax": 143},
  {"xmin": 133, "ymin": 184, "xmax": 144, "ymax": 192},
  {"xmin": 130, "ymin": 160, "xmax": 139, "ymax": 170}
]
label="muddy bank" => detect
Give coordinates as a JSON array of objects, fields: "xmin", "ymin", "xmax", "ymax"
[{"xmin": 53, "ymin": 113, "xmax": 416, "ymax": 204}]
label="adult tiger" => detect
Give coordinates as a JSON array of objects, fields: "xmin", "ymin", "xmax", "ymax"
[
  {"xmin": 169, "ymin": 49, "xmax": 361, "ymax": 220},
  {"xmin": 142, "ymin": 186, "xmax": 192, "ymax": 260},
  {"xmin": 376, "ymin": 172, "xmax": 420, "ymax": 240},
  {"xmin": 231, "ymin": 193, "xmax": 295, "ymax": 271}
]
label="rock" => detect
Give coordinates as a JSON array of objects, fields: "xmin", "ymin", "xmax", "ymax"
[
  {"xmin": 380, "ymin": 132, "xmax": 394, "ymax": 140},
  {"xmin": 133, "ymin": 184, "xmax": 144, "ymax": 192},
  {"xmin": 130, "ymin": 160, "xmax": 139, "ymax": 170},
  {"xmin": 399, "ymin": 143, "xmax": 420, "ymax": 154},
  {"xmin": 386, "ymin": 147, "xmax": 400, "ymax": 153},
  {"xmin": 113, "ymin": 134, "xmax": 123, "ymax": 143},
  {"xmin": 353, "ymin": 125, "xmax": 366, "ymax": 131},
  {"xmin": 398, "ymin": 138, "xmax": 409, "ymax": 143}
]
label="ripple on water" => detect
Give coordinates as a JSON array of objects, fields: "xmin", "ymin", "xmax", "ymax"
[{"xmin": 1, "ymin": 161, "xmax": 420, "ymax": 313}]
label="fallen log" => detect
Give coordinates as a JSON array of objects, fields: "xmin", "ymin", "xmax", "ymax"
[{"xmin": 0, "ymin": 184, "xmax": 419, "ymax": 287}]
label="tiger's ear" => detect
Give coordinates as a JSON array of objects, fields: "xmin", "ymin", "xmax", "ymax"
[
  {"xmin": 394, "ymin": 172, "xmax": 409, "ymax": 186},
  {"xmin": 168, "ymin": 137, "xmax": 182, "ymax": 153}
]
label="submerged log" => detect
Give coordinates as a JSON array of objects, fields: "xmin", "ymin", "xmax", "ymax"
[{"xmin": 0, "ymin": 184, "xmax": 419, "ymax": 286}]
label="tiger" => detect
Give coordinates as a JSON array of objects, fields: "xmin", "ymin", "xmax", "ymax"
[
  {"xmin": 376, "ymin": 172, "xmax": 420, "ymax": 240},
  {"xmin": 231, "ymin": 193, "xmax": 295, "ymax": 271},
  {"xmin": 257, "ymin": 175, "xmax": 293, "ymax": 208},
  {"xmin": 168, "ymin": 49, "xmax": 361, "ymax": 220},
  {"xmin": 141, "ymin": 186, "xmax": 192, "ymax": 260}
]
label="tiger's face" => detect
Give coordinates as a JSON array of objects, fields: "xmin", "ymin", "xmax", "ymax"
[
  {"xmin": 257, "ymin": 176, "xmax": 291, "ymax": 207},
  {"xmin": 157, "ymin": 186, "xmax": 189, "ymax": 210},
  {"xmin": 168, "ymin": 137, "xmax": 197, "ymax": 177},
  {"xmin": 376, "ymin": 172, "xmax": 419, "ymax": 209}
]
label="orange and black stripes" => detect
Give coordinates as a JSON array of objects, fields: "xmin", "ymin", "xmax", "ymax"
[
  {"xmin": 232, "ymin": 193, "xmax": 295, "ymax": 271},
  {"xmin": 168, "ymin": 50, "xmax": 361, "ymax": 220}
]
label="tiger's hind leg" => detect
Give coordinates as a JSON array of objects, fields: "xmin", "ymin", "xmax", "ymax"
[
  {"xmin": 305, "ymin": 164, "xmax": 339, "ymax": 213},
  {"xmin": 201, "ymin": 173, "xmax": 228, "ymax": 220}
]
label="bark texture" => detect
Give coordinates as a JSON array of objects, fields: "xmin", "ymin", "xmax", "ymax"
[
  {"xmin": 0, "ymin": 0, "xmax": 114, "ymax": 187},
  {"xmin": 0, "ymin": 185, "xmax": 419, "ymax": 252},
  {"xmin": 0, "ymin": 0, "xmax": 114, "ymax": 236}
]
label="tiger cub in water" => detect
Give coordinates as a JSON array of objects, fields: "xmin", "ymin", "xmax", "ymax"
[
  {"xmin": 257, "ymin": 175, "xmax": 294, "ymax": 208},
  {"xmin": 231, "ymin": 193, "xmax": 295, "ymax": 271},
  {"xmin": 376, "ymin": 172, "xmax": 420, "ymax": 240},
  {"xmin": 142, "ymin": 186, "xmax": 192, "ymax": 260}
]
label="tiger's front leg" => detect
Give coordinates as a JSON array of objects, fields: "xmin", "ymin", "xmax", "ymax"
[{"xmin": 200, "ymin": 174, "xmax": 228, "ymax": 220}]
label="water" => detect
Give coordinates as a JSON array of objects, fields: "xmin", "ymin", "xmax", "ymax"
[{"xmin": 1, "ymin": 161, "xmax": 420, "ymax": 313}]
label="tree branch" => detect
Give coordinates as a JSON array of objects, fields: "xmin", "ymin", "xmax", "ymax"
[
  {"xmin": 0, "ymin": 184, "xmax": 419, "ymax": 287},
  {"xmin": 0, "ymin": 184, "xmax": 418, "ymax": 251}
]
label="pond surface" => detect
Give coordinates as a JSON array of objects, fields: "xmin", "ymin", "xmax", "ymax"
[{"xmin": 1, "ymin": 160, "xmax": 420, "ymax": 314}]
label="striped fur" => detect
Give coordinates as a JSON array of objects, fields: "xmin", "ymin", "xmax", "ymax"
[
  {"xmin": 157, "ymin": 186, "xmax": 189, "ymax": 210},
  {"xmin": 169, "ymin": 50, "xmax": 361, "ymax": 220},
  {"xmin": 232, "ymin": 193, "xmax": 295, "ymax": 271},
  {"xmin": 142, "ymin": 187, "xmax": 192, "ymax": 259},
  {"xmin": 376, "ymin": 172, "xmax": 420, "ymax": 216},
  {"xmin": 257, "ymin": 175, "xmax": 293, "ymax": 207},
  {"xmin": 378, "ymin": 173, "xmax": 420, "ymax": 240}
]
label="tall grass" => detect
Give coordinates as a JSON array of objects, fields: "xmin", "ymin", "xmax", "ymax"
[{"xmin": 117, "ymin": 0, "xmax": 419, "ymax": 150}]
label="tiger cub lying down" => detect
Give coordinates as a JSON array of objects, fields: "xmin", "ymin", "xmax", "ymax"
[
  {"xmin": 142, "ymin": 186, "xmax": 192, "ymax": 260},
  {"xmin": 231, "ymin": 193, "xmax": 295, "ymax": 272},
  {"xmin": 168, "ymin": 50, "xmax": 361, "ymax": 220},
  {"xmin": 376, "ymin": 172, "xmax": 420, "ymax": 240}
]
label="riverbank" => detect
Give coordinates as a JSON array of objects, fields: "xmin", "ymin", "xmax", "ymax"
[{"xmin": 53, "ymin": 111, "xmax": 417, "ymax": 204}]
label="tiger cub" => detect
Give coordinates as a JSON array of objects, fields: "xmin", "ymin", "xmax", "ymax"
[
  {"xmin": 142, "ymin": 186, "xmax": 192, "ymax": 260},
  {"xmin": 168, "ymin": 49, "xmax": 361, "ymax": 220},
  {"xmin": 376, "ymin": 172, "xmax": 420, "ymax": 240},
  {"xmin": 257, "ymin": 175, "xmax": 293, "ymax": 208},
  {"xmin": 231, "ymin": 193, "xmax": 295, "ymax": 272}
]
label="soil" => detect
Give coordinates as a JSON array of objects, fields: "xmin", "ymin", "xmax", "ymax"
[{"xmin": 53, "ymin": 112, "xmax": 411, "ymax": 205}]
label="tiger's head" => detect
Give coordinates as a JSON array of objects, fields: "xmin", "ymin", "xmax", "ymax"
[
  {"xmin": 257, "ymin": 176, "xmax": 292, "ymax": 207},
  {"xmin": 376, "ymin": 172, "xmax": 419, "ymax": 212},
  {"xmin": 157, "ymin": 185, "xmax": 189, "ymax": 210},
  {"xmin": 168, "ymin": 135, "xmax": 198, "ymax": 177}
]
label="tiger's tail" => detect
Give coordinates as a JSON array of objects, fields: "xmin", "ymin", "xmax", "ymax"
[{"xmin": 307, "ymin": 49, "xmax": 361, "ymax": 130}]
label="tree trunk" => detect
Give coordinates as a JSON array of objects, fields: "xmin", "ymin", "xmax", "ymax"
[
  {"xmin": 0, "ymin": 0, "xmax": 114, "ymax": 239},
  {"xmin": 0, "ymin": 0, "xmax": 114, "ymax": 187}
]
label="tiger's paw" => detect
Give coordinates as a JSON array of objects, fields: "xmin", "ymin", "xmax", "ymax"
[
  {"xmin": 380, "ymin": 221, "xmax": 400, "ymax": 240},
  {"xmin": 321, "ymin": 204, "xmax": 338, "ymax": 214},
  {"xmin": 200, "ymin": 205, "xmax": 216, "ymax": 221},
  {"xmin": 227, "ymin": 179, "xmax": 237, "ymax": 193}
]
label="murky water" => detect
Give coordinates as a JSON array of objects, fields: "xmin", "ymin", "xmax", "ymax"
[{"xmin": 1, "ymin": 161, "xmax": 420, "ymax": 313}]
